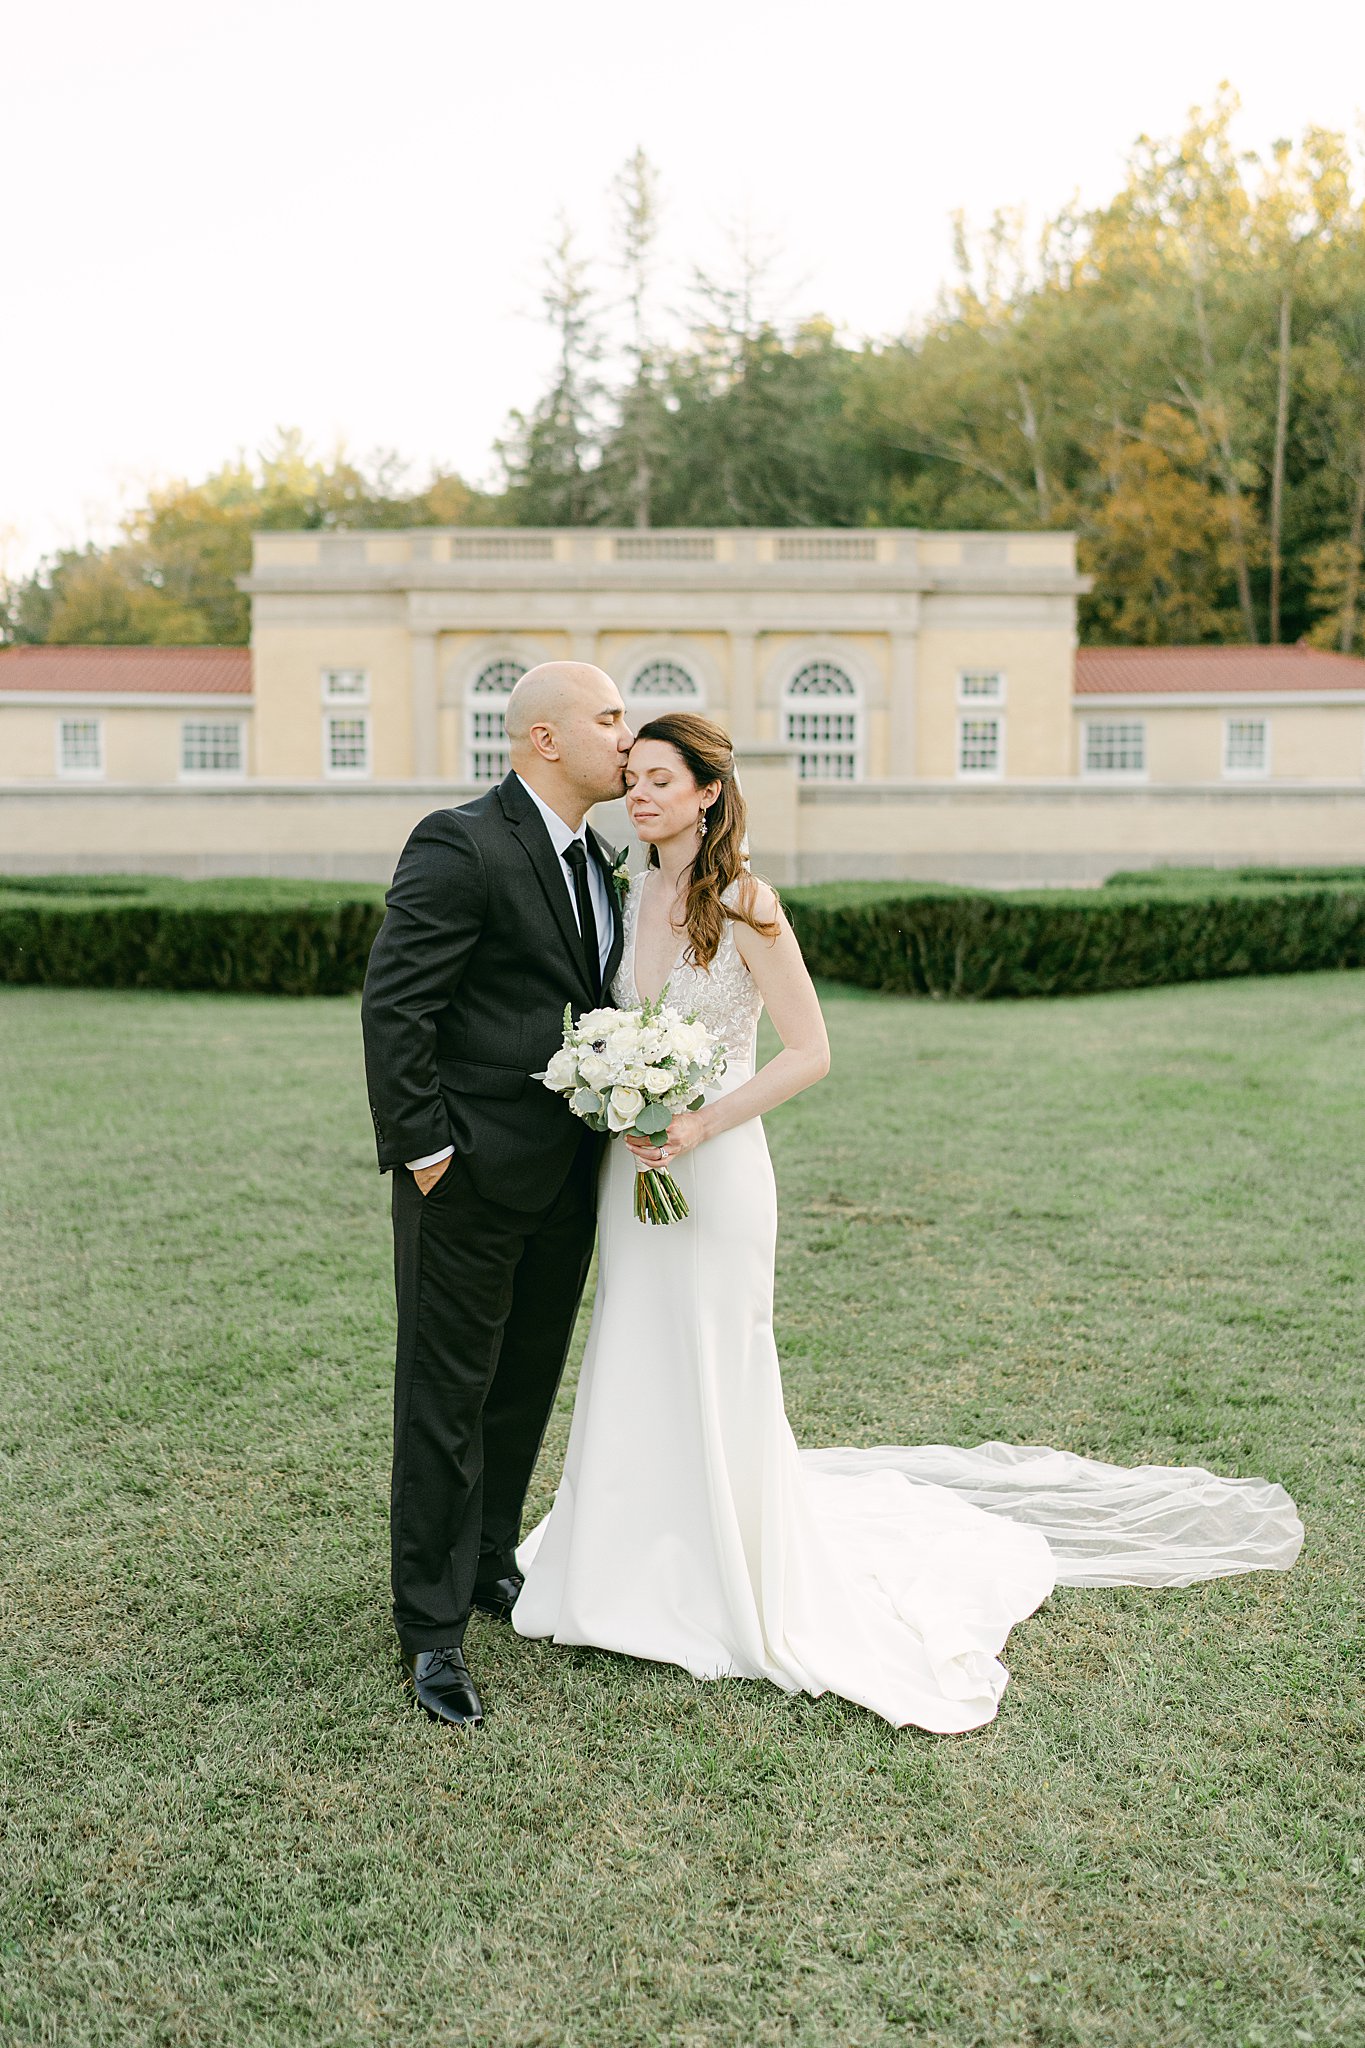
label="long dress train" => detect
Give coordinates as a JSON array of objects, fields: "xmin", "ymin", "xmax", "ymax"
[{"xmin": 513, "ymin": 878, "xmax": 1303, "ymax": 1733}]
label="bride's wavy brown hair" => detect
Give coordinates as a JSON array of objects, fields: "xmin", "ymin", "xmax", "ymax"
[{"xmin": 633, "ymin": 711, "xmax": 780, "ymax": 970}]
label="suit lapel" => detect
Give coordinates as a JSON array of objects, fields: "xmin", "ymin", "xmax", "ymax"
[
  {"xmin": 498, "ymin": 774, "xmax": 594, "ymax": 1001},
  {"xmin": 589, "ymin": 826, "xmax": 626, "ymax": 998}
]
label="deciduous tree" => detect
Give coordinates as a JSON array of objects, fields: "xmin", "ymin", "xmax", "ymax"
[{"xmin": 1082, "ymin": 405, "xmax": 1242, "ymax": 643}]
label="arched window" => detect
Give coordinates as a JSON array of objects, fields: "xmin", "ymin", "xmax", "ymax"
[
  {"xmin": 627, "ymin": 657, "xmax": 703, "ymax": 713},
  {"xmin": 466, "ymin": 658, "xmax": 525, "ymax": 782},
  {"xmin": 783, "ymin": 660, "xmax": 861, "ymax": 780}
]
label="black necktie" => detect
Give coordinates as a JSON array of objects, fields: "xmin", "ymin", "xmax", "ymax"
[{"xmin": 563, "ymin": 839, "xmax": 601, "ymax": 999}]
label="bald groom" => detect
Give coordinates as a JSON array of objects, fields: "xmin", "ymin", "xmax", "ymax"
[{"xmin": 361, "ymin": 664, "xmax": 633, "ymax": 1727}]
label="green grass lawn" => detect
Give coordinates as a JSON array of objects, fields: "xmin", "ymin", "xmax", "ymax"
[{"xmin": 0, "ymin": 976, "xmax": 1361, "ymax": 2048}]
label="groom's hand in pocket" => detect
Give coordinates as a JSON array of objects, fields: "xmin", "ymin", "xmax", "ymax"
[{"xmin": 413, "ymin": 1157, "xmax": 452, "ymax": 1196}]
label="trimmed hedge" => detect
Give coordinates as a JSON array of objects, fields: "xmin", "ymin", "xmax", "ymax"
[
  {"xmin": 781, "ymin": 877, "xmax": 1365, "ymax": 999},
  {"xmin": 2, "ymin": 871, "xmax": 1363, "ymax": 1001},
  {"xmin": 0, "ymin": 880, "xmax": 385, "ymax": 997},
  {"xmin": 0, "ymin": 872, "xmax": 159, "ymax": 898},
  {"xmin": 1103, "ymin": 863, "xmax": 1365, "ymax": 890}
]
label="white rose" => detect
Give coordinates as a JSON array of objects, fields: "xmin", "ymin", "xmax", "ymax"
[
  {"xmin": 606, "ymin": 1085, "xmax": 645, "ymax": 1132},
  {"xmin": 577, "ymin": 1008, "xmax": 617, "ymax": 1037},
  {"xmin": 641, "ymin": 1067, "xmax": 673, "ymax": 1094},
  {"xmin": 578, "ymin": 1051, "xmax": 615, "ymax": 1091},
  {"xmin": 542, "ymin": 1047, "xmax": 578, "ymax": 1091}
]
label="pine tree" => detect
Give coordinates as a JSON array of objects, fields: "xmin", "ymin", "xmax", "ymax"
[
  {"xmin": 606, "ymin": 146, "xmax": 666, "ymax": 528},
  {"xmin": 496, "ymin": 218, "xmax": 605, "ymax": 523}
]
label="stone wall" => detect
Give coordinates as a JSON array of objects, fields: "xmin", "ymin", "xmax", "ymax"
[{"xmin": 3, "ymin": 758, "xmax": 1362, "ymax": 888}]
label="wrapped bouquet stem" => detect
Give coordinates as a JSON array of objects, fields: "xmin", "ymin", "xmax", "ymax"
[{"xmin": 534, "ymin": 988, "xmax": 727, "ymax": 1225}]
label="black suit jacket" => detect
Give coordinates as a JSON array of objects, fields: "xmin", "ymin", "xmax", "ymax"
[{"xmin": 361, "ymin": 773, "xmax": 625, "ymax": 1207}]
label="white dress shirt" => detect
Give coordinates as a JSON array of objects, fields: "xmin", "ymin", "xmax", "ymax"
[
  {"xmin": 514, "ymin": 775, "xmax": 614, "ymax": 979},
  {"xmin": 405, "ymin": 776, "xmax": 615, "ymax": 1172}
]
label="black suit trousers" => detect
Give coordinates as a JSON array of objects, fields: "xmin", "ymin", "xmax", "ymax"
[{"xmin": 389, "ymin": 1133, "xmax": 600, "ymax": 1654}]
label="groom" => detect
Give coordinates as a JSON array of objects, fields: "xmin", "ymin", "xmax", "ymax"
[{"xmin": 361, "ymin": 663, "xmax": 632, "ymax": 1728}]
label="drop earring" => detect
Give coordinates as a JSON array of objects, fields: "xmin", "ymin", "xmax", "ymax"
[{"xmin": 698, "ymin": 809, "xmax": 708, "ymax": 838}]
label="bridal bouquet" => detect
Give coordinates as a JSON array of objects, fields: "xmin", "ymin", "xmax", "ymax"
[{"xmin": 534, "ymin": 991, "xmax": 727, "ymax": 1224}]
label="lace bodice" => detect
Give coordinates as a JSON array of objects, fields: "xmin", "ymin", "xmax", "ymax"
[{"xmin": 614, "ymin": 873, "xmax": 764, "ymax": 1073}]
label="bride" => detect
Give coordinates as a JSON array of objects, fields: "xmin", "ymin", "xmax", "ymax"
[{"xmin": 512, "ymin": 712, "xmax": 1303, "ymax": 1732}]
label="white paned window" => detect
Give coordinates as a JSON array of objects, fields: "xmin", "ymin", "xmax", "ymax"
[
  {"xmin": 958, "ymin": 715, "xmax": 1003, "ymax": 777},
  {"xmin": 325, "ymin": 714, "xmax": 371, "ymax": 778},
  {"xmin": 57, "ymin": 717, "xmax": 103, "ymax": 778},
  {"xmin": 1224, "ymin": 717, "xmax": 1269, "ymax": 776},
  {"xmin": 321, "ymin": 667, "xmax": 369, "ymax": 704},
  {"xmin": 628, "ymin": 658, "xmax": 702, "ymax": 704},
  {"xmin": 180, "ymin": 720, "xmax": 244, "ymax": 776},
  {"xmin": 783, "ymin": 660, "xmax": 861, "ymax": 780},
  {"xmin": 1083, "ymin": 720, "xmax": 1147, "ymax": 775},
  {"xmin": 472, "ymin": 658, "xmax": 525, "ymax": 695},
  {"xmin": 958, "ymin": 670, "xmax": 1005, "ymax": 702},
  {"xmin": 466, "ymin": 658, "xmax": 525, "ymax": 783}
]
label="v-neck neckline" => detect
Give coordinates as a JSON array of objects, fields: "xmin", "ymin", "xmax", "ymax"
[{"xmin": 628, "ymin": 872, "xmax": 689, "ymax": 1008}]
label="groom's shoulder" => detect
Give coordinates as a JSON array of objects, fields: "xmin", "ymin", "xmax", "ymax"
[
  {"xmin": 407, "ymin": 783, "xmax": 507, "ymax": 847},
  {"xmin": 441, "ymin": 786, "xmax": 500, "ymax": 825}
]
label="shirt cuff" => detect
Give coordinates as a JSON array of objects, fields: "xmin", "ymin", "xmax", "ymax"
[{"xmin": 405, "ymin": 1145, "xmax": 455, "ymax": 1171}]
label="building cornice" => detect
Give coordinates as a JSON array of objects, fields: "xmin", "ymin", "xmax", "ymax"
[
  {"xmin": 1074, "ymin": 691, "xmax": 1365, "ymax": 709},
  {"xmin": 0, "ymin": 779, "xmax": 484, "ymax": 799},
  {"xmin": 239, "ymin": 526, "xmax": 1091, "ymax": 600},
  {"xmin": 797, "ymin": 778, "xmax": 1365, "ymax": 804},
  {"xmin": 241, "ymin": 564, "xmax": 1093, "ymax": 600},
  {"xmin": 3, "ymin": 775, "xmax": 1362, "ymax": 803},
  {"xmin": 0, "ymin": 692, "xmax": 253, "ymax": 709}
]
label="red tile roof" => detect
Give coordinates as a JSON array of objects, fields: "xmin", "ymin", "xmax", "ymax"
[
  {"xmin": 2, "ymin": 640, "xmax": 1361, "ymax": 701},
  {"xmin": 0, "ymin": 646, "xmax": 251, "ymax": 694},
  {"xmin": 1075, "ymin": 645, "xmax": 1365, "ymax": 695}
]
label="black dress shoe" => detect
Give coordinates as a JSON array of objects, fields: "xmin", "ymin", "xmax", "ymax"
[
  {"xmin": 471, "ymin": 1570, "xmax": 524, "ymax": 1622},
  {"xmin": 400, "ymin": 1646, "xmax": 484, "ymax": 1728}
]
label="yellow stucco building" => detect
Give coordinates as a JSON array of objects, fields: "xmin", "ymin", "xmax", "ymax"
[
  {"xmin": 2, "ymin": 527, "xmax": 1363, "ymax": 883},
  {"xmin": 236, "ymin": 525, "xmax": 1085, "ymax": 784}
]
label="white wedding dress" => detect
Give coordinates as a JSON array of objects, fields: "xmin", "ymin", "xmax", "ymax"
[{"xmin": 513, "ymin": 877, "xmax": 1304, "ymax": 1732}]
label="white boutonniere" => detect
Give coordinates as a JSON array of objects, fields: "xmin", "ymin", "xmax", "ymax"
[{"xmin": 609, "ymin": 846, "xmax": 632, "ymax": 903}]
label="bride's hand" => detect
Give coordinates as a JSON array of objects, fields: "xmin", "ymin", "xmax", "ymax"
[{"xmin": 624, "ymin": 1109, "xmax": 707, "ymax": 1170}]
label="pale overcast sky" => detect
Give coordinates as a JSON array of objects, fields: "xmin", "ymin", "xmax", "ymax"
[{"xmin": 4, "ymin": 0, "xmax": 1363, "ymax": 576}]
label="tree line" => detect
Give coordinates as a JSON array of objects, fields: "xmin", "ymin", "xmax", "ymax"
[{"xmin": 5, "ymin": 92, "xmax": 1363, "ymax": 653}]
